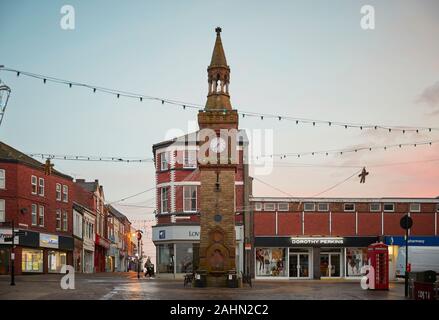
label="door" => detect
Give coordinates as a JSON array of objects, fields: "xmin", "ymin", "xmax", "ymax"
[
  {"xmin": 289, "ymin": 252, "xmax": 310, "ymax": 278},
  {"xmin": 0, "ymin": 248, "xmax": 10, "ymax": 274},
  {"xmin": 320, "ymin": 253, "xmax": 341, "ymax": 278}
]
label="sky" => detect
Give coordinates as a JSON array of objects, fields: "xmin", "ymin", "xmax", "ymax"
[{"xmin": 1, "ymin": 0, "xmax": 439, "ymax": 221}]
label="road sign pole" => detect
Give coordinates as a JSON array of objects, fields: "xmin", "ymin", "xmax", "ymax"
[
  {"xmin": 405, "ymin": 224, "xmax": 409, "ymax": 297},
  {"xmin": 10, "ymin": 219, "xmax": 15, "ymax": 286}
]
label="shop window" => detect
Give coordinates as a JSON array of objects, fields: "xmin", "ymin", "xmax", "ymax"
[
  {"xmin": 263, "ymin": 203, "xmax": 275, "ymax": 211},
  {"xmin": 277, "ymin": 203, "xmax": 289, "ymax": 211},
  {"xmin": 160, "ymin": 187, "xmax": 169, "ymax": 213},
  {"xmin": 31, "ymin": 204, "xmax": 37, "ymax": 226},
  {"xmin": 346, "ymin": 248, "xmax": 368, "ymax": 277},
  {"xmin": 48, "ymin": 251, "xmax": 67, "ymax": 273},
  {"xmin": 160, "ymin": 152, "xmax": 169, "ymax": 171},
  {"xmin": 304, "ymin": 203, "xmax": 315, "ymax": 212},
  {"xmin": 254, "ymin": 202, "xmax": 262, "ymax": 211},
  {"xmin": 38, "ymin": 178, "xmax": 45, "ymax": 196},
  {"xmin": 370, "ymin": 203, "xmax": 381, "ymax": 212},
  {"xmin": 0, "ymin": 169, "xmax": 5, "ymax": 189},
  {"xmin": 410, "ymin": 203, "xmax": 420, "ymax": 213},
  {"xmin": 175, "ymin": 243, "xmax": 196, "ymax": 273},
  {"xmin": 21, "ymin": 249, "xmax": 43, "ymax": 273},
  {"xmin": 383, "ymin": 203, "xmax": 395, "ymax": 212},
  {"xmin": 157, "ymin": 244, "xmax": 175, "ymax": 273},
  {"xmin": 0, "ymin": 199, "xmax": 5, "ymax": 222},
  {"xmin": 255, "ymin": 248, "xmax": 287, "ymax": 277},
  {"xmin": 62, "ymin": 185, "xmax": 68, "ymax": 202},
  {"xmin": 344, "ymin": 203, "xmax": 355, "ymax": 212},
  {"xmin": 318, "ymin": 203, "xmax": 329, "ymax": 212},
  {"xmin": 183, "ymin": 150, "xmax": 197, "ymax": 168},
  {"xmin": 31, "ymin": 176, "xmax": 37, "ymax": 194},
  {"xmin": 56, "ymin": 183, "xmax": 61, "ymax": 201},
  {"xmin": 183, "ymin": 186, "xmax": 197, "ymax": 212}
]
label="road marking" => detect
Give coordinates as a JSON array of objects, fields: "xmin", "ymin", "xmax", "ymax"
[{"xmin": 100, "ymin": 290, "xmax": 118, "ymax": 300}]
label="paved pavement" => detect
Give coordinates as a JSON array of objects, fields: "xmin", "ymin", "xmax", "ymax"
[{"xmin": 0, "ymin": 272, "xmax": 406, "ymax": 300}]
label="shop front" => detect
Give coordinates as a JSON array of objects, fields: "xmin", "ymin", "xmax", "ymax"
[
  {"xmin": 9, "ymin": 230, "xmax": 74, "ymax": 274},
  {"xmin": 152, "ymin": 225, "xmax": 243, "ymax": 279},
  {"xmin": 0, "ymin": 228, "xmax": 15, "ymax": 274},
  {"xmin": 384, "ymin": 236, "xmax": 439, "ymax": 280},
  {"xmin": 94, "ymin": 234, "xmax": 110, "ymax": 272},
  {"xmin": 254, "ymin": 236, "xmax": 378, "ymax": 280}
]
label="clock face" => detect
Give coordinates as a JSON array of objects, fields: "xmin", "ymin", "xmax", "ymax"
[{"xmin": 210, "ymin": 137, "xmax": 226, "ymax": 153}]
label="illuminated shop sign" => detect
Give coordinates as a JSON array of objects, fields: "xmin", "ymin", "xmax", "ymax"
[
  {"xmin": 291, "ymin": 237, "xmax": 344, "ymax": 246},
  {"xmin": 40, "ymin": 233, "xmax": 59, "ymax": 248}
]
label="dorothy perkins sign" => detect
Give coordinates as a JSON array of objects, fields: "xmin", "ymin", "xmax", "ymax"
[{"xmin": 291, "ymin": 237, "xmax": 344, "ymax": 246}]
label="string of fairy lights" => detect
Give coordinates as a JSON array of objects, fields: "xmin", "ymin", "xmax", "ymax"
[{"xmin": 2, "ymin": 67, "xmax": 439, "ymax": 134}]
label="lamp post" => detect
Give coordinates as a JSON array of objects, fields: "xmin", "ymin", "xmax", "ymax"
[
  {"xmin": 135, "ymin": 230, "xmax": 143, "ymax": 279},
  {"xmin": 0, "ymin": 71, "xmax": 11, "ymax": 127}
]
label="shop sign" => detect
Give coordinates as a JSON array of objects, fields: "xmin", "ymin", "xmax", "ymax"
[
  {"xmin": 40, "ymin": 233, "xmax": 59, "ymax": 248},
  {"xmin": 385, "ymin": 236, "xmax": 439, "ymax": 247},
  {"xmin": 152, "ymin": 225, "xmax": 243, "ymax": 242},
  {"xmin": 0, "ymin": 228, "xmax": 19, "ymax": 244},
  {"xmin": 291, "ymin": 237, "xmax": 344, "ymax": 246}
]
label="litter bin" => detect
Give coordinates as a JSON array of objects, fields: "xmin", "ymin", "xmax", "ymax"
[
  {"xmin": 194, "ymin": 273, "xmax": 207, "ymax": 288},
  {"xmin": 227, "ymin": 273, "xmax": 239, "ymax": 288},
  {"xmin": 408, "ymin": 271, "xmax": 437, "ymax": 300}
]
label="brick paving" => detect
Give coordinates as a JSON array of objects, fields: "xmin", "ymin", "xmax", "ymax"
[{"xmin": 0, "ymin": 272, "xmax": 406, "ymax": 300}]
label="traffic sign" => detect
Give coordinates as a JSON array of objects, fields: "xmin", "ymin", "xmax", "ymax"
[{"xmin": 400, "ymin": 215, "xmax": 413, "ymax": 230}]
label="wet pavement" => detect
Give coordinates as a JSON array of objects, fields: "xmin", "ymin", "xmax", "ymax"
[{"xmin": 0, "ymin": 272, "xmax": 406, "ymax": 300}]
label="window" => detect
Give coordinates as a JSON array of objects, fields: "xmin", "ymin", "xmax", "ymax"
[
  {"xmin": 255, "ymin": 248, "xmax": 288, "ymax": 277},
  {"xmin": 160, "ymin": 152, "xmax": 169, "ymax": 171},
  {"xmin": 410, "ymin": 203, "xmax": 421, "ymax": 213},
  {"xmin": 183, "ymin": 150, "xmax": 197, "ymax": 168},
  {"xmin": 63, "ymin": 211, "xmax": 68, "ymax": 231},
  {"xmin": 437, "ymin": 204, "xmax": 439, "ymax": 212},
  {"xmin": 160, "ymin": 187, "xmax": 169, "ymax": 213},
  {"xmin": 254, "ymin": 203, "xmax": 262, "ymax": 211},
  {"xmin": 21, "ymin": 249, "xmax": 43, "ymax": 273},
  {"xmin": 56, "ymin": 210, "xmax": 61, "ymax": 230},
  {"xmin": 0, "ymin": 169, "xmax": 5, "ymax": 189},
  {"xmin": 344, "ymin": 203, "xmax": 355, "ymax": 212},
  {"xmin": 370, "ymin": 203, "xmax": 381, "ymax": 212},
  {"xmin": 48, "ymin": 251, "xmax": 66, "ymax": 273},
  {"xmin": 318, "ymin": 203, "xmax": 329, "ymax": 212},
  {"xmin": 62, "ymin": 185, "xmax": 68, "ymax": 202},
  {"xmin": 264, "ymin": 203, "xmax": 276, "ymax": 211},
  {"xmin": 304, "ymin": 203, "xmax": 315, "ymax": 212},
  {"xmin": 38, "ymin": 206, "xmax": 44, "ymax": 227},
  {"xmin": 183, "ymin": 186, "xmax": 197, "ymax": 212},
  {"xmin": 383, "ymin": 203, "xmax": 395, "ymax": 212},
  {"xmin": 31, "ymin": 176, "xmax": 37, "ymax": 194},
  {"xmin": 278, "ymin": 203, "xmax": 289, "ymax": 211},
  {"xmin": 31, "ymin": 204, "xmax": 37, "ymax": 226},
  {"xmin": 56, "ymin": 184, "xmax": 61, "ymax": 201},
  {"xmin": 38, "ymin": 178, "xmax": 44, "ymax": 196},
  {"xmin": 0, "ymin": 199, "xmax": 5, "ymax": 222}
]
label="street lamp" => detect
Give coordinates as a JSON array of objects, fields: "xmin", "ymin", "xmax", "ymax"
[
  {"xmin": 0, "ymin": 74, "xmax": 11, "ymax": 127},
  {"xmin": 135, "ymin": 230, "xmax": 143, "ymax": 279}
]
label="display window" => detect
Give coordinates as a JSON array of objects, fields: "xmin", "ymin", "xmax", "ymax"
[
  {"xmin": 22, "ymin": 249, "xmax": 43, "ymax": 273},
  {"xmin": 255, "ymin": 248, "xmax": 287, "ymax": 277},
  {"xmin": 175, "ymin": 243, "xmax": 200, "ymax": 273},
  {"xmin": 157, "ymin": 244, "xmax": 175, "ymax": 273},
  {"xmin": 345, "ymin": 248, "xmax": 368, "ymax": 277},
  {"xmin": 48, "ymin": 251, "xmax": 67, "ymax": 273}
]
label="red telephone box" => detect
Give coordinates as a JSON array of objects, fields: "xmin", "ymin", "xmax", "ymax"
[{"xmin": 367, "ymin": 243, "xmax": 389, "ymax": 290}]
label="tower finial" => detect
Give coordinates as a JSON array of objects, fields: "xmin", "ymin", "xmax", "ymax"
[{"xmin": 215, "ymin": 27, "xmax": 222, "ymax": 35}]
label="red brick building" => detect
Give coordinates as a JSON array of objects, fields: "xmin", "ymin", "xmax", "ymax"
[
  {"xmin": 0, "ymin": 141, "xmax": 74, "ymax": 274},
  {"xmin": 252, "ymin": 197, "xmax": 439, "ymax": 280}
]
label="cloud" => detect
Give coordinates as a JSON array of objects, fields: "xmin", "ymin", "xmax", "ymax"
[{"xmin": 417, "ymin": 81, "xmax": 439, "ymax": 115}]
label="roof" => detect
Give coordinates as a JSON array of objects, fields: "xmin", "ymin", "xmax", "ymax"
[
  {"xmin": 0, "ymin": 140, "xmax": 72, "ymax": 180},
  {"xmin": 250, "ymin": 196, "xmax": 439, "ymax": 203},
  {"xmin": 209, "ymin": 27, "xmax": 228, "ymax": 68},
  {"xmin": 106, "ymin": 204, "xmax": 129, "ymax": 222},
  {"xmin": 75, "ymin": 179, "xmax": 99, "ymax": 193}
]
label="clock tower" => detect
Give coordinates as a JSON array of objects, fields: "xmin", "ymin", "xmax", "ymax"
[{"xmin": 197, "ymin": 27, "xmax": 240, "ymax": 287}]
